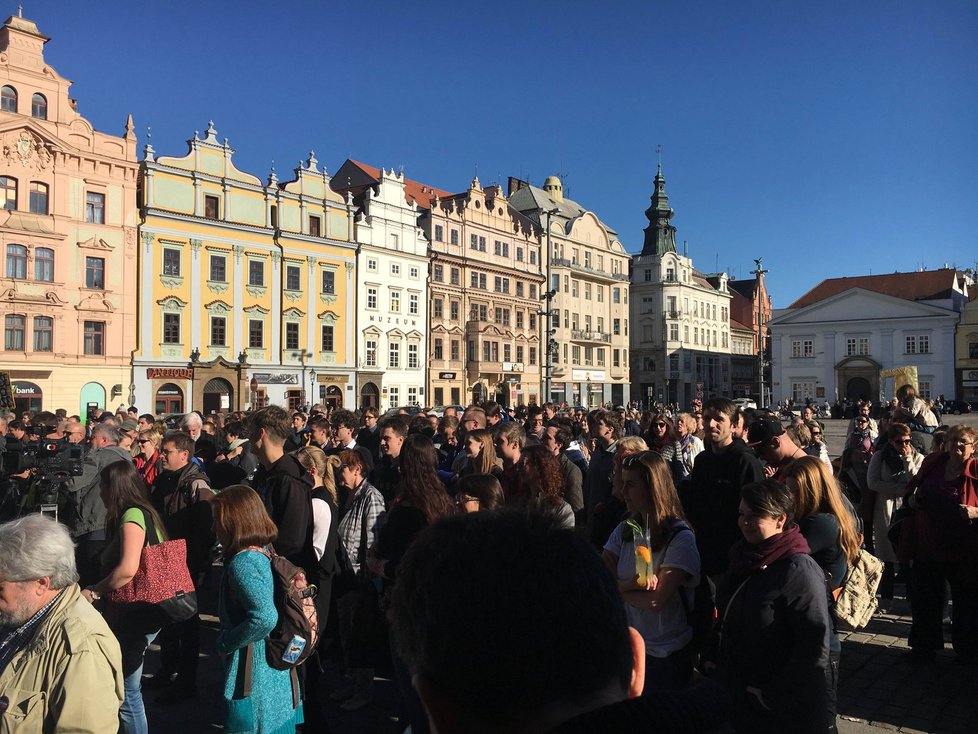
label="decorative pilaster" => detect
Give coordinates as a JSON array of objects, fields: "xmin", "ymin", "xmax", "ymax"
[
  {"xmin": 270, "ymin": 252, "xmax": 282, "ymax": 361},
  {"xmin": 190, "ymin": 239, "xmax": 202, "ymax": 349}
]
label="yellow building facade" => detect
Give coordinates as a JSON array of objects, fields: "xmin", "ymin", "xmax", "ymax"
[
  {"xmin": 134, "ymin": 123, "xmax": 356, "ymax": 414},
  {"xmin": 0, "ymin": 12, "xmax": 138, "ymax": 416}
]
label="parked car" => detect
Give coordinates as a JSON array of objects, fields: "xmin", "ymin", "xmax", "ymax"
[
  {"xmin": 733, "ymin": 398, "xmax": 757, "ymax": 410},
  {"xmin": 383, "ymin": 406, "xmax": 426, "ymax": 419},
  {"xmin": 942, "ymin": 399, "xmax": 972, "ymax": 415},
  {"xmin": 427, "ymin": 404, "xmax": 465, "ymax": 418}
]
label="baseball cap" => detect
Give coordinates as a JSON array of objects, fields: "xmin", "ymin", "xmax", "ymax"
[{"xmin": 746, "ymin": 416, "xmax": 785, "ymax": 447}]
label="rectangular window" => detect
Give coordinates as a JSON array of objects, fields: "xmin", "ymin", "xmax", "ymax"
[
  {"xmin": 613, "ymin": 318, "xmax": 620, "ymax": 335},
  {"xmin": 4, "ymin": 314, "xmax": 24, "ymax": 350},
  {"xmin": 321, "ymin": 270, "xmax": 335, "ymax": 294},
  {"xmin": 409, "ymin": 294, "xmax": 419, "ymax": 315},
  {"xmin": 285, "ymin": 322, "xmax": 300, "ymax": 350},
  {"xmin": 471, "ymin": 272, "xmax": 479, "ymax": 288},
  {"xmin": 410, "ymin": 267, "xmax": 420, "ymax": 279},
  {"xmin": 389, "ymin": 387, "xmax": 399, "ymax": 406},
  {"xmin": 433, "ymin": 299, "xmax": 443, "ymax": 319},
  {"xmin": 367, "ymin": 287, "xmax": 377, "ymax": 309},
  {"xmin": 529, "ymin": 284, "xmax": 537, "ymax": 299},
  {"xmin": 846, "ymin": 337, "xmax": 857, "ymax": 356},
  {"xmin": 433, "ymin": 264, "xmax": 443, "ymax": 282},
  {"xmin": 408, "ymin": 387, "xmax": 418, "ymax": 405},
  {"xmin": 792, "ymin": 340, "xmax": 801, "ymax": 358},
  {"xmin": 286, "ymin": 265, "xmax": 301, "ymax": 291},
  {"xmin": 504, "ymin": 344, "xmax": 512, "ymax": 362},
  {"xmin": 613, "ymin": 349, "xmax": 620, "ymax": 367},
  {"xmin": 516, "ymin": 247, "xmax": 524, "ymax": 262},
  {"xmin": 365, "ymin": 339, "xmax": 377, "ymax": 367},
  {"xmin": 919, "ymin": 335, "xmax": 929, "ymax": 353},
  {"xmin": 669, "ymin": 323, "xmax": 679, "ymax": 341},
  {"xmin": 86, "ymin": 192, "xmax": 105, "ymax": 224},
  {"xmin": 29, "ymin": 182, "xmax": 47, "ymax": 215},
  {"xmin": 34, "ymin": 248, "xmax": 53, "ymax": 282},
  {"xmin": 516, "ymin": 282, "xmax": 524, "ymax": 298},
  {"xmin": 804, "ymin": 339, "xmax": 813, "ymax": 357},
  {"xmin": 434, "ymin": 225, "xmax": 444, "ymax": 242},
  {"xmin": 450, "ymin": 268, "xmax": 460, "ymax": 285},
  {"xmin": 572, "ymin": 280, "xmax": 578, "ymax": 297},
  {"xmin": 450, "ymin": 229, "xmax": 458, "ymax": 245},
  {"xmin": 163, "ymin": 249, "xmax": 181, "ymax": 277},
  {"xmin": 409, "ymin": 343, "xmax": 419, "ymax": 368},
  {"xmin": 516, "ymin": 345, "xmax": 524, "ymax": 363},
  {"xmin": 204, "ymin": 195, "xmax": 219, "ymax": 220},
  {"xmin": 479, "ymin": 236, "xmax": 486, "ymax": 252},
  {"xmin": 434, "ymin": 339, "xmax": 443, "ymax": 360},
  {"xmin": 367, "ymin": 259, "xmax": 377, "ymax": 271},
  {"xmin": 792, "ymin": 382, "xmax": 815, "ymax": 404},
  {"xmin": 389, "ymin": 342, "xmax": 400, "ymax": 367},
  {"xmin": 391, "ymin": 262, "xmax": 401, "ymax": 276},
  {"xmin": 529, "ymin": 347, "xmax": 537, "ymax": 365},
  {"xmin": 248, "ymin": 260, "xmax": 264, "ymax": 287},
  {"xmin": 209, "ymin": 255, "xmax": 227, "ymax": 282},
  {"xmin": 85, "ymin": 256, "xmax": 105, "ymax": 289},
  {"xmin": 32, "ymin": 316, "xmax": 52, "ymax": 352},
  {"xmin": 482, "ymin": 341, "xmax": 491, "ymax": 362},
  {"xmin": 309, "ymin": 215, "xmax": 321, "ymax": 237},
  {"xmin": 516, "ymin": 311, "xmax": 524, "ymax": 329},
  {"xmin": 390, "ymin": 291, "xmax": 400, "ymax": 312},
  {"xmin": 552, "ymin": 311, "xmax": 559, "ymax": 328},
  {"xmin": 321, "ymin": 325, "xmax": 334, "ymax": 352},
  {"xmin": 451, "ymin": 340, "xmax": 460, "ymax": 360},
  {"xmin": 450, "ymin": 301, "xmax": 459, "ymax": 320},
  {"xmin": 529, "ymin": 313, "xmax": 536, "ymax": 330},
  {"xmin": 249, "ymin": 319, "xmax": 264, "ymax": 348},
  {"xmin": 470, "ymin": 234, "xmax": 479, "ymax": 250},
  {"xmin": 163, "ymin": 313, "xmax": 181, "ymax": 344},
  {"xmin": 529, "ymin": 250, "xmax": 536, "ymax": 265},
  {"xmin": 859, "ymin": 337, "xmax": 869, "ymax": 355},
  {"xmin": 83, "ymin": 320, "xmax": 104, "ymax": 355},
  {"xmin": 211, "ymin": 317, "xmax": 226, "ymax": 346}
]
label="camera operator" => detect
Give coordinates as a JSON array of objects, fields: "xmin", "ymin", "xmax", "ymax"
[{"xmin": 62, "ymin": 423, "xmax": 132, "ymax": 586}]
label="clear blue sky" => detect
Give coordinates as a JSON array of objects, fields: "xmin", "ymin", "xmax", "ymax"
[{"xmin": 28, "ymin": 0, "xmax": 977, "ymax": 307}]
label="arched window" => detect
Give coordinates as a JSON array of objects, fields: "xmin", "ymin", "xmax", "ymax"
[
  {"xmin": 34, "ymin": 247, "xmax": 53, "ymax": 282},
  {"xmin": 0, "ymin": 85, "xmax": 16, "ymax": 112},
  {"xmin": 31, "ymin": 93, "xmax": 46, "ymax": 120},
  {"xmin": 29, "ymin": 182, "xmax": 48, "ymax": 215},
  {"xmin": 5, "ymin": 244, "xmax": 26, "ymax": 279},
  {"xmin": 0, "ymin": 176, "xmax": 16, "ymax": 210}
]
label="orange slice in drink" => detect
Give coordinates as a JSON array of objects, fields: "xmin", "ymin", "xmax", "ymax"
[{"xmin": 636, "ymin": 546, "xmax": 651, "ymax": 564}]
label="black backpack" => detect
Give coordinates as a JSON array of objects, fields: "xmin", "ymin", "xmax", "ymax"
[{"xmin": 664, "ymin": 525, "xmax": 717, "ymax": 656}]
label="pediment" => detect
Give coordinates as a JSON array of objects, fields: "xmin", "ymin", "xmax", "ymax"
[
  {"xmin": 0, "ymin": 287, "xmax": 67, "ymax": 306},
  {"xmin": 282, "ymin": 307, "xmax": 305, "ymax": 319},
  {"xmin": 157, "ymin": 296, "xmax": 188, "ymax": 309},
  {"xmin": 77, "ymin": 236, "xmax": 114, "ymax": 251},
  {"xmin": 243, "ymin": 304, "xmax": 270, "ymax": 315},
  {"xmin": 0, "ymin": 122, "xmax": 68, "ymax": 162},
  {"xmin": 76, "ymin": 293, "xmax": 114, "ymax": 313},
  {"xmin": 769, "ymin": 287, "xmax": 955, "ymax": 327}
]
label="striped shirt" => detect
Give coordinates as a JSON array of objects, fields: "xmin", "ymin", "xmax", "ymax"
[{"xmin": 0, "ymin": 588, "xmax": 65, "ymax": 675}]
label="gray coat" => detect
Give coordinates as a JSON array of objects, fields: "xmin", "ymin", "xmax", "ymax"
[{"xmin": 63, "ymin": 445, "xmax": 131, "ymax": 537}]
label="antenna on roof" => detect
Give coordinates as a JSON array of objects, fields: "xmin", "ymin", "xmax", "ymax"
[
  {"xmin": 683, "ymin": 239, "xmax": 687, "ymax": 257},
  {"xmin": 656, "ymin": 144, "xmax": 663, "ymax": 173}
]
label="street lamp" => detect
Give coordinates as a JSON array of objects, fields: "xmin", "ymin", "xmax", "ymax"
[
  {"xmin": 542, "ymin": 207, "xmax": 559, "ymax": 404},
  {"xmin": 751, "ymin": 258, "xmax": 768, "ymax": 408},
  {"xmin": 295, "ymin": 351, "xmax": 313, "ymax": 407}
]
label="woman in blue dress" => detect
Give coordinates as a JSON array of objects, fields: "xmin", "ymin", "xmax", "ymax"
[{"xmin": 212, "ymin": 485, "xmax": 303, "ymax": 734}]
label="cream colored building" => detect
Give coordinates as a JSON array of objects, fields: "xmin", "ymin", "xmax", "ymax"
[
  {"xmin": 509, "ymin": 176, "xmax": 631, "ymax": 407},
  {"xmin": 135, "ymin": 124, "xmax": 357, "ymax": 413},
  {"xmin": 0, "ymin": 11, "xmax": 138, "ymax": 416}
]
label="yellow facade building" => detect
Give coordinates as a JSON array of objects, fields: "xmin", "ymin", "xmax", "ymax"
[
  {"xmin": 0, "ymin": 12, "xmax": 138, "ymax": 416},
  {"xmin": 134, "ymin": 123, "xmax": 356, "ymax": 414}
]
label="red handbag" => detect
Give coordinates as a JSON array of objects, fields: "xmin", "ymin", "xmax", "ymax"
[{"xmin": 103, "ymin": 510, "xmax": 197, "ymax": 629}]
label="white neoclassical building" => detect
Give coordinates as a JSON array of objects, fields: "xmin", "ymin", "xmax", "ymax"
[
  {"xmin": 768, "ymin": 269, "xmax": 972, "ymax": 405},
  {"xmin": 333, "ymin": 164, "xmax": 428, "ymax": 410}
]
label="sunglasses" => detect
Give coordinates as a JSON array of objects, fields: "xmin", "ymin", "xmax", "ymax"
[
  {"xmin": 136, "ymin": 439, "xmax": 153, "ymax": 445},
  {"xmin": 811, "ymin": 431, "xmax": 821, "ymax": 436},
  {"xmin": 653, "ymin": 422, "xmax": 667, "ymax": 427}
]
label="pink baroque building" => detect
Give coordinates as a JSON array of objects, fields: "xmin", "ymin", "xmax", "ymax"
[{"xmin": 0, "ymin": 11, "xmax": 138, "ymax": 417}]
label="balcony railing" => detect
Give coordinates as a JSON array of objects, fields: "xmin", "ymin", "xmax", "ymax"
[
  {"xmin": 550, "ymin": 257, "xmax": 623, "ymax": 282},
  {"xmin": 571, "ymin": 329, "xmax": 612, "ymax": 344}
]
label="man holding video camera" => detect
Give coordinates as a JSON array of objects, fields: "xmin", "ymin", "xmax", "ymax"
[{"xmin": 62, "ymin": 423, "xmax": 132, "ymax": 586}]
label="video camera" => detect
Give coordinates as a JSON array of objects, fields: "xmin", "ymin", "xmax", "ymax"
[{"xmin": 2, "ymin": 434, "xmax": 84, "ymax": 516}]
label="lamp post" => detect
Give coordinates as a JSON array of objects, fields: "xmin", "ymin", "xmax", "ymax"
[
  {"xmin": 751, "ymin": 258, "xmax": 768, "ymax": 407},
  {"xmin": 542, "ymin": 207, "xmax": 559, "ymax": 404},
  {"xmin": 296, "ymin": 351, "xmax": 313, "ymax": 408}
]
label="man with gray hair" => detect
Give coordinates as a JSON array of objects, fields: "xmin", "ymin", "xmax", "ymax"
[
  {"xmin": 0, "ymin": 515, "xmax": 123, "ymax": 731},
  {"xmin": 181, "ymin": 410, "xmax": 217, "ymax": 459},
  {"xmin": 64, "ymin": 423, "xmax": 132, "ymax": 586}
]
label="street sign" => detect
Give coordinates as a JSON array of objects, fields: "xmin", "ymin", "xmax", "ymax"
[{"xmin": 695, "ymin": 391, "xmax": 704, "ymax": 399}]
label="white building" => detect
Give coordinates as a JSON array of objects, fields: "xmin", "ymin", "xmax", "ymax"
[
  {"xmin": 629, "ymin": 165, "xmax": 731, "ymax": 407},
  {"xmin": 334, "ymin": 166, "xmax": 428, "ymax": 411},
  {"xmin": 768, "ymin": 269, "xmax": 972, "ymax": 405}
]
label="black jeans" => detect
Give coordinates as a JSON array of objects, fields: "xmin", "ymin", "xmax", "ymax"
[
  {"xmin": 825, "ymin": 649, "xmax": 840, "ymax": 733},
  {"xmin": 910, "ymin": 558, "xmax": 978, "ymax": 658},
  {"xmin": 644, "ymin": 643, "xmax": 694, "ymax": 692},
  {"xmin": 157, "ymin": 613, "xmax": 200, "ymax": 684}
]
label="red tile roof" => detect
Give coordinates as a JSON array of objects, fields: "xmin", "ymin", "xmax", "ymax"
[
  {"xmin": 789, "ymin": 268, "xmax": 964, "ymax": 309},
  {"xmin": 347, "ymin": 160, "xmax": 452, "ymax": 209}
]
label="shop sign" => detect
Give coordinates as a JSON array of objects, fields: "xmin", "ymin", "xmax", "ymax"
[
  {"xmin": 316, "ymin": 374, "xmax": 348, "ymax": 384},
  {"xmin": 253, "ymin": 373, "xmax": 299, "ymax": 385},
  {"xmin": 12, "ymin": 381, "xmax": 41, "ymax": 396},
  {"xmin": 438, "ymin": 372, "xmax": 456, "ymax": 380},
  {"xmin": 967, "ymin": 370, "xmax": 978, "ymax": 381},
  {"xmin": 571, "ymin": 369, "xmax": 606, "ymax": 381},
  {"xmin": 146, "ymin": 368, "xmax": 193, "ymax": 380}
]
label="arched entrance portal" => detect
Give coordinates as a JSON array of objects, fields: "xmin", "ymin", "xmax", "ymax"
[
  {"xmin": 360, "ymin": 382, "xmax": 379, "ymax": 410},
  {"xmin": 155, "ymin": 383, "xmax": 184, "ymax": 415},
  {"xmin": 203, "ymin": 378, "xmax": 232, "ymax": 414},
  {"xmin": 472, "ymin": 382, "xmax": 487, "ymax": 404},
  {"xmin": 12, "ymin": 381, "xmax": 42, "ymax": 415},
  {"xmin": 325, "ymin": 385, "xmax": 342, "ymax": 410},
  {"xmin": 79, "ymin": 382, "xmax": 105, "ymax": 420},
  {"xmin": 845, "ymin": 377, "xmax": 872, "ymax": 403}
]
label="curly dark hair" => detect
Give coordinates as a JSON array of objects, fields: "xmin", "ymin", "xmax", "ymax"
[{"xmin": 520, "ymin": 445, "xmax": 565, "ymax": 509}]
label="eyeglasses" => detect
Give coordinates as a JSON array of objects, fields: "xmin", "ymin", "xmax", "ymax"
[{"xmin": 952, "ymin": 440, "xmax": 974, "ymax": 448}]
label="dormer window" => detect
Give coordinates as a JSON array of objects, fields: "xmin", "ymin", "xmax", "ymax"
[
  {"xmin": 1, "ymin": 86, "xmax": 16, "ymax": 113},
  {"xmin": 31, "ymin": 93, "xmax": 46, "ymax": 120}
]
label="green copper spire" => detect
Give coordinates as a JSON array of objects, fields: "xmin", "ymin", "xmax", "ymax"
[{"xmin": 641, "ymin": 150, "xmax": 677, "ymax": 256}]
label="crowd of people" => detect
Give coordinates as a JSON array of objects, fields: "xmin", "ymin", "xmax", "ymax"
[{"xmin": 0, "ymin": 390, "xmax": 974, "ymax": 733}]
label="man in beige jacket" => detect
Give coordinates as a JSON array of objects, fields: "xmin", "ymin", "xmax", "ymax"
[{"xmin": 0, "ymin": 514, "xmax": 123, "ymax": 732}]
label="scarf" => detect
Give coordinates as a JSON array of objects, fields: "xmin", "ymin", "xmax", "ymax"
[{"xmin": 728, "ymin": 523, "xmax": 811, "ymax": 579}]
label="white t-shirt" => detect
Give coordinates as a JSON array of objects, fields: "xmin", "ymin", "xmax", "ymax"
[
  {"xmin": 311, "ymin": 497, "xmax": 333, "ymax": 561},
  {"xmin": 604, "ymin": 520, "xmax": 701, "ymax": 657}
]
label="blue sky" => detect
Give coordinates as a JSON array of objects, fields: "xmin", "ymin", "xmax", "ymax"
[{"xmin": 27, "ymin": 0, "xmax": 977, "ymax": 307}]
